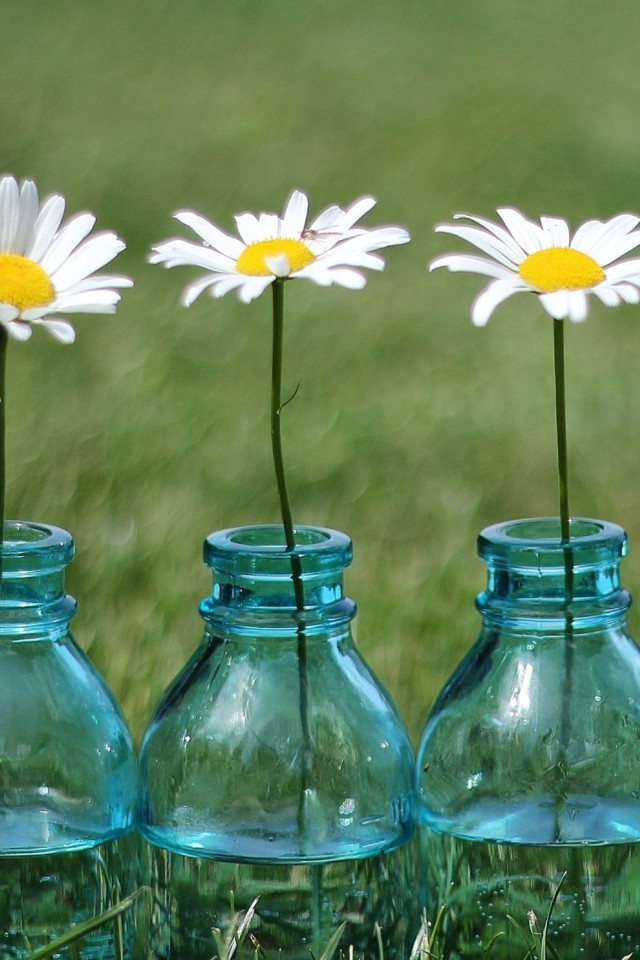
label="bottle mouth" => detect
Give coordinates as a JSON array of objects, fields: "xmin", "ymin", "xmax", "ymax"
[
  {"xmin": 478, "ymin": 517, "xmax": 627, "ymax": 569},
  {"xmin": 204, "ymin": 525, "xmax": 353, "ymax": 577},
  {"xmin": 0, "ymin": 521, "xmax": 74, "ymax": 575}
]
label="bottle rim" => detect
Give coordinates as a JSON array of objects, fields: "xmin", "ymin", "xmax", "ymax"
[
  {"xmin": 204, "ymin": 524, "xmax": 353, "ymax": 576},
  {"xmin": 0, "ymin": 520, "xmax": 74, "ymax": 569},
  {"xmin": 478, "ymin": 516, "xmax": 626, "ymax": 568}
]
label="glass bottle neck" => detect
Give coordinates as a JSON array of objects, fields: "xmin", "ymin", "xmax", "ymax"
[
  {"xmin": 0, "ymin": 521, "xmax": 76, "ymax": 636},
  {"xmin": 199, "ymin": 525, "xmax": 356, "ymax": 638},
  {"xmin": 476, "ymin": 517, "xmax": 630, "ymax": 631}
]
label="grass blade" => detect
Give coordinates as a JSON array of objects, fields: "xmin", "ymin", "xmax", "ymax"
[
  {"xmin": 318, "ymin": 922, "xmax": 347, "ymax": 960},
  {"xmin": 375, "ymin": 922, "xmax": 384, "ymax": 960},
  {"xmin": 26, "ymin": 887, "xmax": 147, "ymax": 960},
  {"xmin": 506, "ymin": 914, "xmax": 534, "ymax": 960},
  {"xmin": 540, "ymin": 873, "xmax": 566, "ymax": 960}
]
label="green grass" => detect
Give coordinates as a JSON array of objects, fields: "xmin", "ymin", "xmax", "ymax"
[{"xmin": 2, "ymin": 0, "xmax": 640, "ymax": 743}]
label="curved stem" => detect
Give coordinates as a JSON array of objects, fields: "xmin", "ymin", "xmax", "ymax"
[
  {"xmin": 271, "ymin": 280, "xmax": 296, "ymax": 552},
  {"xmin": 270, "ymin": 279, "xmax": 310, "ymax": 851},
  {"xmin": 553, "ymin": 317, "xmax": 574, "ymax": 841}
]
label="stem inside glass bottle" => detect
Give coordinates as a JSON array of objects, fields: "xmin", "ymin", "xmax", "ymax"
[
  {"xmin": 552, "ymin": 318, "xmax": 574, "ymax": 841},
  {"xmin": 270, "ymin": 279, "xmax": 311, "ymax": 852}
]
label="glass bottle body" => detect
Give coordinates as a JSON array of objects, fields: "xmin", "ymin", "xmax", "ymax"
[
  {"xmin": 417, "ymin": 518, "xmax": 640, "ymax": 960},
  {"xmin": 139, "ymin": 525, "xmax": 415, "ymax": 960},
  {"xmin": 0, "ymin": 522, "xmax": 137, "ymax": 960}
]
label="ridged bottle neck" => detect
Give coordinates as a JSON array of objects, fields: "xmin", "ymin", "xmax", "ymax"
[
  {"xmin": 476, "ymin": 517, "xmax": 630, "ymax": 631},
  {"xmin": 199, "ymin": 525, "xmax": 356, "ymax": 637},
  {"xmin": 0, "ymin": 521, "xmax": 76, "ymax": 636}
]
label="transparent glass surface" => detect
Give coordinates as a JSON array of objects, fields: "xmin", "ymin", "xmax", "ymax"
[
  {"xmin": 144, "ymin": 839, "xmax": 413, "ymax": 960},
  {"xmin": 139, "ymin": 525, "xmax": 415, "ymax": 958},
  {"xmin": 0, "ymin": 834, "xmax": 140, "ymax": 960},
  {"xmin": 0, "ymin": 522, "xmax": 137, "ymax": 958},
  {"xmin": 417, "ymin": 517, "xmax": 640, "ymax": 959}
]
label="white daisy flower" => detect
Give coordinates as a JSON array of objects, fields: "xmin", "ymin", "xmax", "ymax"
[
  {"xmin": 0, "ymin": 175, "xmax": 132, "ymax": 344},
  {"xmin": 149, "ymin": 190, "xmax": 410, "ymax": 304},
  {"xmin": 430, "ymin": 207, "xmax": 640, "ymax": 326}
]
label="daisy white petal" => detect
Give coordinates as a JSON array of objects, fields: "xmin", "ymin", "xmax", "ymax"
[
  {"xmin": 435, "ymin": 223, "xmax": 521, "ymax": 268},
  {"xmin": 307, "ymin": 204, "xmax": 343, "ymax": 231},
  {"xmin": 319, "ymin": 250, "xmax": 385, "ymax": 271},
  {"xmin": 0, "ymin": 305, "xmax": 19, "ymax": 322},
  {"xmin": 149, "ymin": 238, "xmax": 236, "ymax": 272},
  {"xmin": 614, "ymin": 283, "xmax": 640, "ymax": 304},
  {"xmin": 593, "ymin": 286, "xmax": 621, "ymax": 307},
  {"xmin": 472, "ymin": 279, "xmax": 526, "ymax": 327},
  {"xmin": 39, "ymin": 213, "xmax": 97, "ymax": 274},
  {"xmin": 342, "ymin": 226, "xmax": 410, "ymax": 251},
  {"xmin": 0, "ymin": 176, "xmax": 130, "ymax": 339},
  {"xmin": 595, "ymin": 231, "xmax": 640, "ymax": 266},
  {"xmin": 497, "ymin": 208, "xmax": 548, "ymax": 253},
  {"xmin": 453, "ymin": 213, "xmax": 527, "ymax": 262},
  {"xmin": 430, "ymin": 253, "xmax": 516, "ymax": 280},
  {"xmin": 33, "ymin": 318, "xmax": 76, "ymax": 343},
  {"xmin": 265, "ymin": 254, "xmax": 291, "ymax": 278},
  {"xmin": 14, "ymin": 181, "xmax": 39, "ymax": 256},
  {"xmin": 151, "ymin": 190, "xmax": 408, "ymax": 303},
  {"xmin": 338, "ymin": 196, "xmax": 377, "ymax": 230},
  {"xmin": 570, "ymin": 219, "xmax": 607, "ymax": 253},
  {"xmin": 293, "ymin": 264, "xmax": 333, "ymax": 285},
  {"xmin": 323, "ymin": 267, "xmax": 367, "ymax": 289},
  {"xmin": 583, "ymin": 214, "xmax": 640, "ymax": 261},
  {"xmin": 432, "ymin": 205, "xmax": 640, "ymax": 324},
  {"xmin": 65, "ymin": 274, "xmax": 133, "ymax": 294},
  {"xmin": 539, "ymin": 290, "xmax": 571, "ymax": 319},
  {"xmin": 210, "ymin": 275, "xmax": 250, "ymax": 299},
  {"xmin": 50, "ymin": 290, "xmax": 123, "ymax": 313},
  {"xmin": 20, "ymin": 306, "xmax": 53, "ymax": 321},
  {"xmin": 50, "ymin": 233, "xmax": 125, "ymax": 291},
  {"xmin": 282, "ymin": 191, "xmax": 309, "ymax": 237},
  {"xmin": 0, "ymin": 177, "xmax": 20, "ymax": 254},
  {"xmin": 5, "ymin": 320, "xmax": 32, "ymax": 341},
  {"xmin": 541, "ymin": 217, "xmax": 570, "ymax": 248},
  {"xmin": 174, "ymin": 211, "xmax": 244, "ymax": 259},
  {"xmin": 26, "ymin": 195, "xmax": 66, "ymax": 261},
  {"xmin": 181, "ymin": 274, "xmax": 221, "ymax": 306},
  {"xmin": 567, "ymin": 291, "xmax": 589, "ymax": 322},
  {"xmin": 259, "ymin": 213, "xmax": 280, "ymax": 239},
  {"xmin": 602, "ymin": 258, "xmax": 640, "ymax": 282},
  {"xmin": 234, "ymin": 213, "xmax": 264, "ymax": 246},
  {"xmin": 238, "ymin": 276, "xmax": 274, "ymax": 303}
]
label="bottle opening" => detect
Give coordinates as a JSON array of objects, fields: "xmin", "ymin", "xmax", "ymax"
[
  {"xmin": 0, "ymin": 521, "xmax": 74, "ymax": 573},
  {"xmin": 478, "ymin": 517, "xmax": 627, "ymax": 570},
  {"xmin": 204, "ymin": 524, "xmax": 353, "ymax": 577},
  {"xmin": 228, "ymin": 526, "xmax": 333, "ymax": 549},
  {"xmin": 499, "ymin": 518, "xmax": 606, "ymax": 542}
]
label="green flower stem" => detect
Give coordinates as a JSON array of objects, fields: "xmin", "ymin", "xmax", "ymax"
[
  {"xmin": 553, "ymin": 318, "xmax": 570, "ymax": 544},
  {"xmin": 0, "ymin": 325, "xmax": 8, "ymax": 573},
  {"xmin": 553, "ymin": 317, "xmax": 574, "ymax": 842},
  {"xmin": 271, "ymin": 279, "xmax": 310, "ymax": 851}
]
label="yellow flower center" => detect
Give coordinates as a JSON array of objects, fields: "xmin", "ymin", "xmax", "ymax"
[
  {"xmin": 236, "ymin": 239, "xmax": 316, "ymax": 276},
  {"xmin": 518, "ymin": 247, "xmax": 605, "ymax": 293},
  {"xmin": 0, "ymin": 255, "xmax": 54, "ymax": 311}
]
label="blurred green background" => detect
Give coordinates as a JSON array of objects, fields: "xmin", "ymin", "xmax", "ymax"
[{"xmin": 2, "ymin": 0, "xmax": 640, "ymax": 744}]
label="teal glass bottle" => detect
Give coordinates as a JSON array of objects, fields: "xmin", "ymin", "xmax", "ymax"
[
  {"xmin": 417, "ymin": 517, "xmax": 640, "ymax": 960},
  {"xmin": 0, "ymin": 521, "xmax": 137, "ymax": 960},
  {"xmin": 139, "ymin": 525, "xmax": 414, "ymax": 960}
]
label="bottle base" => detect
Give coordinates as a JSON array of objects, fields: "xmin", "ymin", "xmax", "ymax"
[
  {"xmin": 0, "ymin": 833, "xmax": 139, "ymax": 960},
  {"xmin": 143, "ymin": 839, "xmax": 415, "ymax": 960},
  {"xmin": 419, "ymin": 824, "xmax": 640, "ymax": 960}
]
